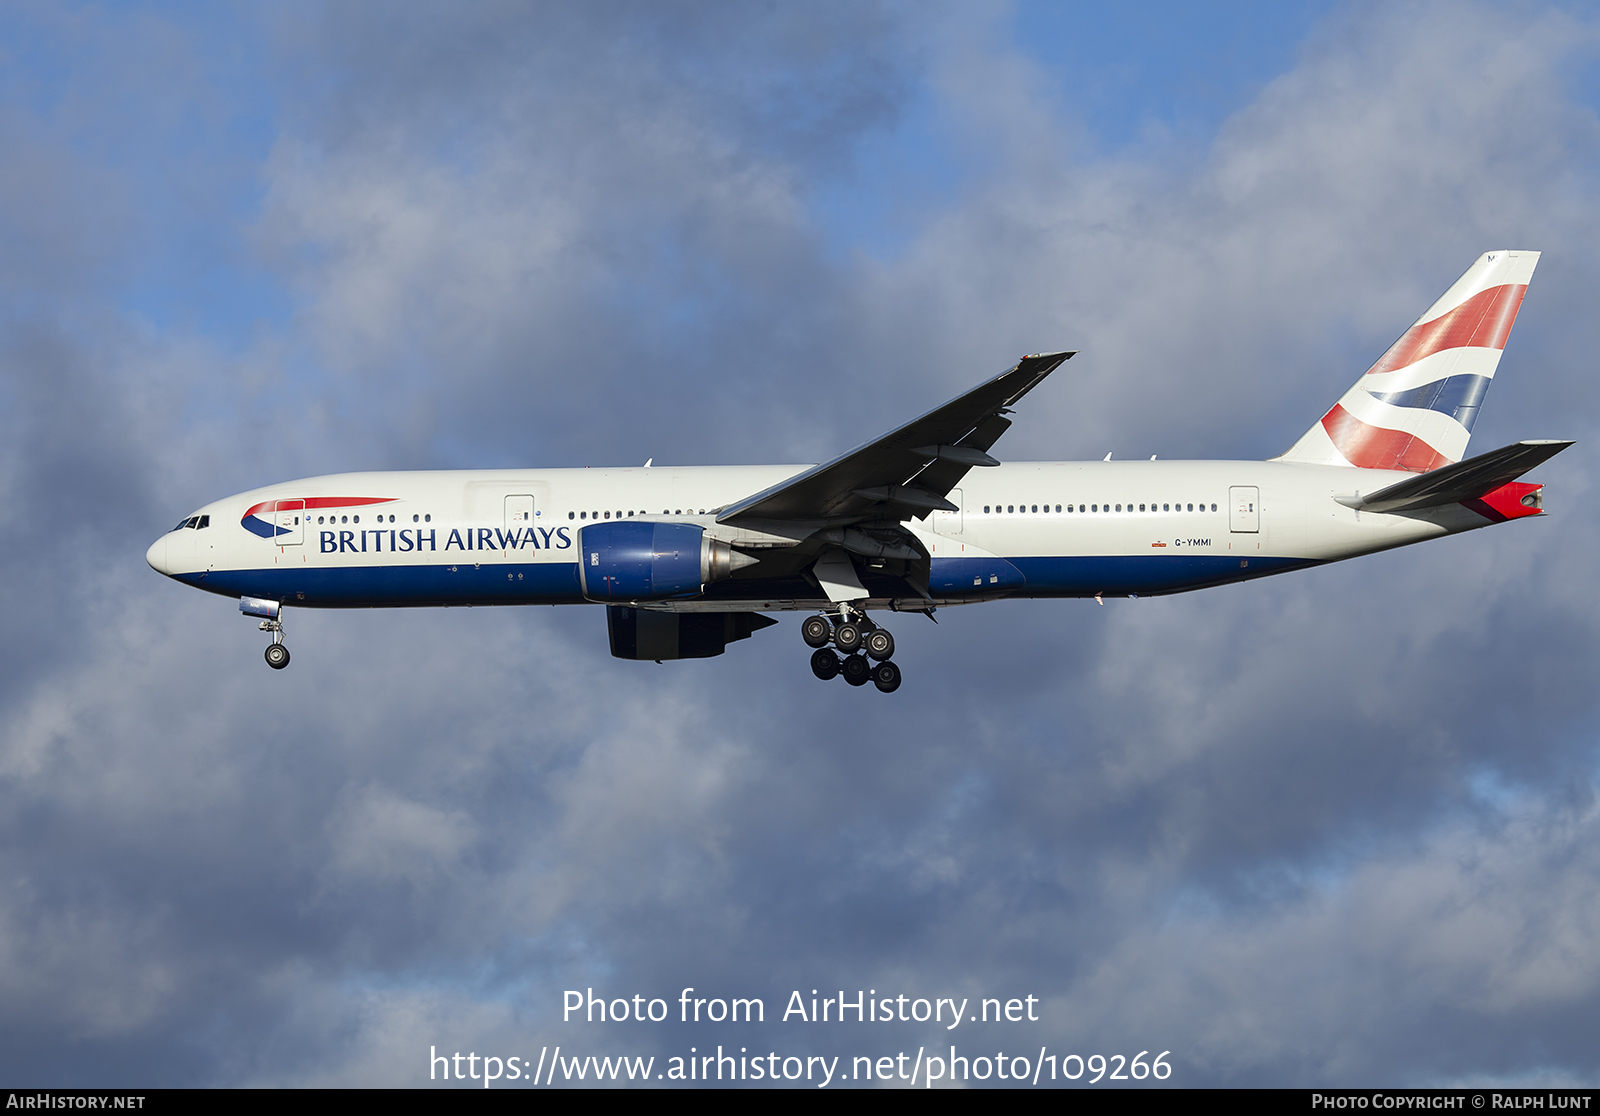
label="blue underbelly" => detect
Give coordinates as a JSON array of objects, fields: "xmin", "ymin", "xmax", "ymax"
[
  {"xmin": 175, "ymin": 552, "xmax": 1319, "ymax": 608},
  {"xmin": 176, "ymin": 562, "xmax": 586, "ymax": 607}
]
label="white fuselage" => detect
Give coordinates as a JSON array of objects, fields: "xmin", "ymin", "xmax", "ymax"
[{"xmin": 146, "ymin": 459, "xmax": 1496, "ymax": 612}]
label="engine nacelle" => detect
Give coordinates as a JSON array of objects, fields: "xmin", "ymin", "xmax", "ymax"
[{"xmin": 578, "ymin": 521, "xmax": 739, "ymax": 601}]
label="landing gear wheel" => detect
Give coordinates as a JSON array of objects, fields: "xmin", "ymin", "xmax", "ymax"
[
  {"xmin": 801, "ymin": 615, "xmax": 833, "ymax": 648},
  {"xmin": 871, "ymin": 660, "xmax": 901, "ymax": 693},
  {"xmin": 810, "ymin": 648, "xmax": 841, "ymax": 680},
  {"xmin": 264, "ymin": 643, "xmax": 291, "ymax": 670},
  {"xmin": 841, "ymin": 654, "xmax": 871, "ymax": 686},
  {"xmin": 834, "ymin": 622, "xmax": 863, "ymax": 654},
  {"xmin": 864, "ymin": 629, "xmax": 895, "ymax": 661}
]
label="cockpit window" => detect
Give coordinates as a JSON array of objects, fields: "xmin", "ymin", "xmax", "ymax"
[{"xmin": 196, "ymin": 515, "xmax": 210, "ymax": 529}]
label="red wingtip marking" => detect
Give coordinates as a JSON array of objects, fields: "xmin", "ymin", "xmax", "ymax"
[{"xmin": 1462, "ymin": 481, "xmax": 1543, "ymax": 523}]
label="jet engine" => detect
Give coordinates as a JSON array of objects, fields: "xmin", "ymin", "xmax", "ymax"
[{"xmin": 577, "ymin": 521, "xmax": 753, "ymax": 601}]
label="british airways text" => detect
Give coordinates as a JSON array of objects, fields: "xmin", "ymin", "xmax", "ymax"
[{"xmin": 319, "ymin": 527, "xmax": 573, "ymax": 554}]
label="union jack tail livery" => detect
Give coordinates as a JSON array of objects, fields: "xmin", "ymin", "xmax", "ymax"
[{"xmin": 1277, "ymin": 251, "xmax": 1539, "ymax": 472}]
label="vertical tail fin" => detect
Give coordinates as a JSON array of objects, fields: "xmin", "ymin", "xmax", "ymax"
[{"xmin": 1276, "ymin": 251, "xmax": 1539, "ymax": 471}]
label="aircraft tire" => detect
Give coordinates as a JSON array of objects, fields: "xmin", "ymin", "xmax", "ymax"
[
  {"xmin": 802, "ymin": 615, "xmax": 833, "ymax": 648},
  {"xmin": 834, "ymin": 622, "xmax": 863, "ymax": 654},
  {"xmin": 265, "ymin": 644, "xmax": 290, "ymax": 670},
  {"xmin": 871, "ymin": 660, "xmax": 901, "ymax": 693},
  {"xmin": 810, "ymin": 648, "xmax": 841, "ymax": 680},
  {"xmin": 841, "ymin": 654, "xmax": 871, "ymax": 686},
  {"xmin": 864, "ymin": 629, "xmax": 894, "ymax": 661}
]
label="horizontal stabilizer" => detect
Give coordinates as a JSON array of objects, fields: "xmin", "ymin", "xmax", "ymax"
[{"xmin": 1336, "ymin": 439, "xmax": 1572, "ymax": 513}]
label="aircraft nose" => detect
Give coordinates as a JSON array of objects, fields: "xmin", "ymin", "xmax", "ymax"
[{"xmin": 146, "ymin": 535, "xmax": 170, "ymax": 575}]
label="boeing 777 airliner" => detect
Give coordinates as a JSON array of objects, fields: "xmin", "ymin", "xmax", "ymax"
[{"xmin": 148, "ymin": 252, "xmax": 1568, "ymax": 692}]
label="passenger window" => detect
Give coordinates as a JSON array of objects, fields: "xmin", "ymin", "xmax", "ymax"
[
  {"xmin": 580, "ymin": 512, "xmax": 587, "ymax": 519},
  {"xmin": 1079, "ymin": 505, "xmax": 1085, "ymax": 513},
  {"xmin": 318, "ymin": 516, "xmax": 324, "ymax": 524},
  {"xmin": 1163, "ymin": 504, "xmax": 1169, "ymax": 511},
  {"xmin": 353, "ymin": 515, "xmax": 360, "ymax": 524},
  {"xmin": 414, "ymin": 514, "xmax": 420, "ymax": 522},
  {"xmin": 569, "ymin": 512, "xmax": 575, "ymax": 520},
  {"xmin": 425, "ymin": 514, "xmax": 431, "ymax": 522},
  {"xmin": 341, "ymin": 515, "xmax": 348, "ymax": 523},
  {"xmin": 1055, "ymin": 505, "xmax": 1061, "ymax": 512},
  {"xmin": 1091, "ymin": 504, "xmax": 1097, "ymax": 512},
  {"xmin": 983, "ymin": 506, "xmax": 990, "ymax": 513},
  {"xmin": 1029, "ymin": 505, "xmax": 1036, "ymax": 513},
  {"xmin": 1186, "ymin": 504, "xmax": 1193, "ymax": 511},
  {"xmin": 1211, "ymin": 503, "xmax": 1217, "ymax": 511},
  {"xmin": 1115, "ymin": 504, "xmax": 1121, "ymax": 512}
]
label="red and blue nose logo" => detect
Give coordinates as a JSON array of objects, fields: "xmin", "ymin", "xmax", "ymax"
[{"xmin": 241, "ymin": 497, "xmax": 396, "ymax": 539}]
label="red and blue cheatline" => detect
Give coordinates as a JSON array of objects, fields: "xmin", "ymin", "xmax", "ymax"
[{"xmin": 240, "ymin": 497, "xmax": 396, "ymax": 539}]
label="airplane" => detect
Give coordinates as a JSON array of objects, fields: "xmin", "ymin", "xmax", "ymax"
[{"xmin": 147, "ymin": 251, "xmax": 1569, "ymax": 693}]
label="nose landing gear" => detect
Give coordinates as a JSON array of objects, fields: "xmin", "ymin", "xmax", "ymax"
[
  {"xmin": 802, "ymin": 609, "xmax": 901, "ymax": 692},
  {"xmin": 241, "ymin": 596, "xmax": 291, "ymax": 671}
]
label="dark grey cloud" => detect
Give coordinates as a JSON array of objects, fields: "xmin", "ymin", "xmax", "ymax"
[{"xmin": 0, "ymin": 0, "xmax": 1598, "ymax": 1089}]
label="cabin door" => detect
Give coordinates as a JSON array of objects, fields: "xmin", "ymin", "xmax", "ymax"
[
  {"xmin": 274, "ymin": 500, "xmax": 304, "ymax": 546},
  {"xmin": 505, "ymin": 494, "xmax": 535, "ymax": 532},
  {"xmin": 1229, "ymin": 487, "xmax": 1259, "ymax": 533}
]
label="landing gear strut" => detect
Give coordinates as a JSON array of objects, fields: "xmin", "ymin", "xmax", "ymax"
[
  {"xmin": 801, "ymin": 609, "xmax": 902, "ymax": 693},
  {"xmin": 241, "ymin": 596, "xmax": 291, "ymax": 671}
]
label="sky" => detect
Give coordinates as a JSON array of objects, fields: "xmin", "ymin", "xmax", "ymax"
[{"xmin": 1, "ymin": 0, "xmax": 1599, "ymax": 1089}]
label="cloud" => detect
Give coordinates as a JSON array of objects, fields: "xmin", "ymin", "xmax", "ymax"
[{"xmin": 0, "ymin": 0, "xmax": 1597, "ymax": 1088}]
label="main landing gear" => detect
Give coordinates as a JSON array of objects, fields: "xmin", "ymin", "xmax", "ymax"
[{"xmin": 804, "ymin": 610, "xmax": 901, "ymax": 693}]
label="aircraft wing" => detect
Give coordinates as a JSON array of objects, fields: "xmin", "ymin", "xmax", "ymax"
[
  {"xmin": 717, "ymin": 351, "xmax": 1075, "ymax": 527},
  {"xmin": 1337, "ymin": 439, "xmax": 1573, "ymax": 513}
]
